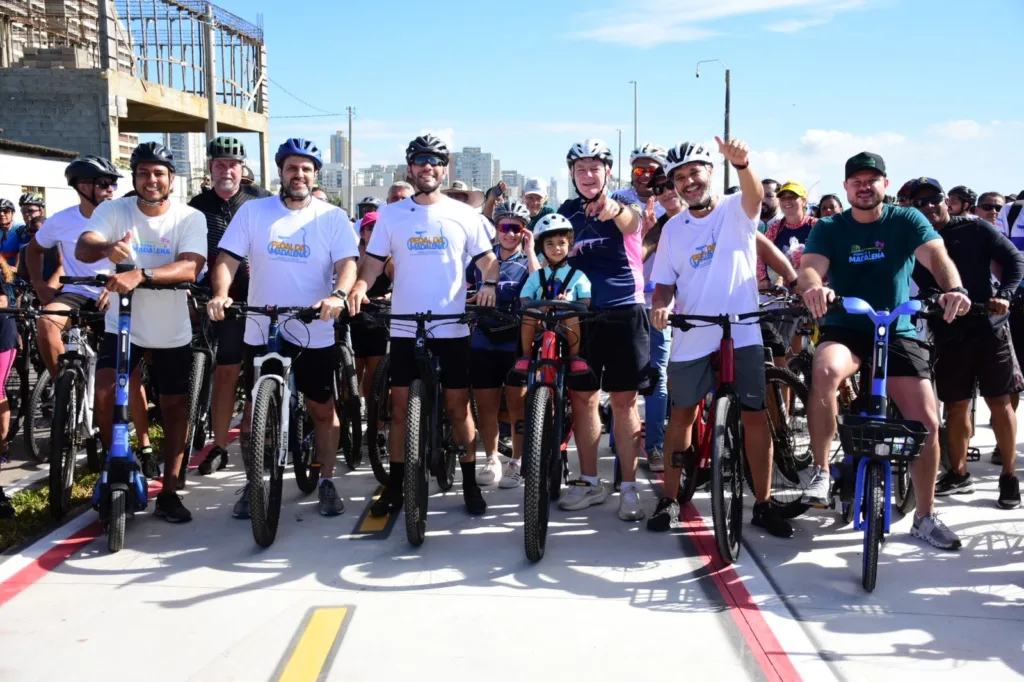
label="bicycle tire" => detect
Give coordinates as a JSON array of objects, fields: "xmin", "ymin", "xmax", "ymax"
[
  {"xmin": 366, "ymin": 355, "xmax": 391, "ymax": 486},
  {"xmin": 5, "ymin": 357, "xmax": 26, "ymax": 440},
  {"xmin": 523, "ymin": 386, "xmax": 553, "ymax": 563},
  {"xmin": 192, "ymin": 356, "xmax": 214, "ymax": 451},
  {"xmin": 178, "ymin": 350, "xmax": 208, "ymax": 490},
  {"xmin": 48, "ymin": 371, "xmax": 79, "ymax": 520},
  {"xmin": 404, "ymin": 379, "xmax": 429, "ymax": 546},
  {"xmin": 678, "ymin": 394, "xmax": 712, "ymax": 505},
  {"xmin": 249, "ymin": 381, "xmax": 283, "ymax": 548},
  {"xmin": 25, "ymin": 369, "xmax": 53, "ymax": 463},
  {"xmin": 862, "ymin": 461, "xmax": 885, "ymax": 592},
  {"xmin": 711, "ymin": 393, "xmax": 743, "ymax": 565},
  {"xmin": 436, "ymin": 416, "xmax": 456, "ymax": 491},
  {"xmin": 292, "ymin": 399, "xmax": 320, "ymax": 495},
  {"xmin": 108, "ymin": 488, "xmax": 126, "ymax": 553},
  {"xmin": 336, "ymin": 345, "xmax": 362, "ymax": 469},
  {"xmin": 886, "ymin": 402, "xmax": 916, "ymax": 515}
]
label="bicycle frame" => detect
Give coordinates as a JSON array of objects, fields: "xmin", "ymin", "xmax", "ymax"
[
  {"xmin": 249, "ymin": 311, "xmax": 295, "ymax": 470},
  {"xmin": 58, "ymin": 315, "xmax": 100, "ymax": 443}
]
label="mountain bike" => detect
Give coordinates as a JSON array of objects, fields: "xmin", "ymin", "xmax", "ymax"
[
  {"xmin": 6, "ymin": 280, "xmax": 41, "ymax": 442},
  {"xmin": 333, "ymin": 319, "xmax": 362, "ymax": 470}
]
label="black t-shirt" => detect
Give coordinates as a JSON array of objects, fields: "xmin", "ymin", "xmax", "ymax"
[
  {"xmin": 189, "ymin": 183, "xmax": 271, "ymax": 298},
  {"xmin": 0, "ymin": 282, "xmax": 18, "ymax": 351}
]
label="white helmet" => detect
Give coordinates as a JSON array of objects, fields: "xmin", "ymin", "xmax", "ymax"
[
  {"xmin": 493, "ymin": 200, "xmax": 531, "ymax": 225},
  {"xmin": 630, "ymin": 143, "xmax": 668, "ymax": 166},
  {"xmin": 664, "ymin": 141, "xmax": 715, "ymax": 177},
  {"xmin": 533, "ymin": 213, "xmax": 574, "ymax": 240},
  {"xmin": 566, "ymin": 139, "xmax": 613, "ymax": 168}
]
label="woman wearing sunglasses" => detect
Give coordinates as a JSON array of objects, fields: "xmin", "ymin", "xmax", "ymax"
[{"xmin": 472, "ymin": 200, "xmax": 540, "ymax": 488}]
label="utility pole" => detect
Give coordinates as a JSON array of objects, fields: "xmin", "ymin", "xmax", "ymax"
[
  {"xmin": 347, "ymin": 106, "xmax": 355, "ymax": 214},
  {"xmin": 696, "ymin": 59, "xmax": 731, "ymax": 193},
  {"xmin": 204, "ymin": 3, "xmax": 218, "ymax": 144},
  {"xmin": 628, "ymin": 80, "xmax": 638, "ymax": 148}
]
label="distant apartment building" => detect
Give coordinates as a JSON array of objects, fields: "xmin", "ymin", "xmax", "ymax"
[
  {"xmin": 450, "ymin": 146, "xmax": 499, "ymax": 191},
  {"xmin": 330, "ymin": 132, "xmax": 350, "ymax": 165},
  {"xmin": 117, "ymin": 133, "xmax": 138, "ymax": 167},
  {"xmin": 549, "ymin": 178, "xmax": 559, "ymax": 206},
  {"xmin": 166, "ymin": 132, "xmax": 206, "ymax": 191}
]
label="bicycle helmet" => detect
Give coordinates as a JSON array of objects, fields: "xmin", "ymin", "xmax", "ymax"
[
  {"xmin": 65, "ymin": 155, "xmax": 122, "ymax": 186},
  {"xmin": 948, "ymin": 185, "xmax": 977, "ymax": 206},
  {"xmin": 664, "ymin": 141, "xmax": 715, "ymax": 177},
  {"xmin": 405, "ymin": 134, "xmax": 450, "ymax": 165},
  {"xmin": 241, "ymin": 165, "xmax": 255, "ymax": 183},
  {"xmin": 0, "ymin": 199, "xmax": 14, "ymax": 212},
  {"xmin": 493, "ymin": 200, "xmax": 531, "ymax": 225},
  {"xmin": 208, "ymin": 135, "xmax": 247, "ymax": 160},
  {"xmin": 357, "ymin": 196, "xmax": 382, "ymax": 210},
  {"xmin": 18, "ymin": 192, "xmax": 45, "ymax": 208},
  {"xmin": 566, "ymin": 139, "xmax": 613, "ymax": 169},
  {"xmin": 275, "ymin": 138, "xmax": 323, "ymax": 170},
  {"xmin": 533, "ymin": 213, "xmax": 574, "ymax": 240},
  {"xmin": 629, "ymin": 143, "xmax": 668, "ymax": 166},
  {"xmin": 130, "ymin": 142, "xmax": 176, "ymax": 174}
]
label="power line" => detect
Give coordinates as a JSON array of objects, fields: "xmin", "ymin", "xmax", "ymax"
[
  {"xmin": 266, "ymin": 76, "xmax": 336, "ymax": 115},
  {"xmin": 270, "ymin": 113, "xmax": 345, "ymax": 119}
]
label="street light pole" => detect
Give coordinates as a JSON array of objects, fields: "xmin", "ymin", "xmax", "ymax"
[
  {"xmin": 696, "ymin": 59, "xmax": 730, "ymax": 193},
  {"xmin": 628, "ymin": 80, "xmax": 638, "ymax": 148},
  {"xmin": 616, "ymin": 128, "xmax": 622, "ymax": 189}
]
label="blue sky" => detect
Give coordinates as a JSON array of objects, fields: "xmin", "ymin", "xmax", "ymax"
[{"xmin": 214, "ymin": 0, "xmax": 1023, "ymax": 201}]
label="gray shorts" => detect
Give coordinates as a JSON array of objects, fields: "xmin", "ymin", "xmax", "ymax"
[{"xmin": 668, "ymin": 345, "xmax": 767, "ymax": 411}]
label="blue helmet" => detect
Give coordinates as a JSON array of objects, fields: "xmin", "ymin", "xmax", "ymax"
[{"xmin": 275, "ymin": 138, "xmax": 323, "ymax": 170}]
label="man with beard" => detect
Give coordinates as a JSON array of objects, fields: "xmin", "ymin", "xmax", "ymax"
[
  {"xmin": 76, "ymin": 142, "xmax": 208, "ymax": 523},
  {"xmin": 189, "ymin": 137, "xmax": 270, "ymax": 511},
  {"xmin": 348, "ymin": 134, "xmax": 499, "ymax": 517},
  {"xmin": 946, "ymin": 185, "xmax": 977, "ymax": 218},
  {"xmin": 908, "ymin": 178, "xmax": 1022, "ymax": 509},
  {"xmin": 759, "ymin": 178, "xmax": 781, "ymax": 233},
  {"xmin": 207, "ymin": 138, "xmax": 357, "ymax": 518},
  {"xmin": 799, "ymin": 152, "xmax": 970, "ymax": 550},
  {"xmin": 647, "ymin": 138, "xmax": 795, "ymax": 537}
]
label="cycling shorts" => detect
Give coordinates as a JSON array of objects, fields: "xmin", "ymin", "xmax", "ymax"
[
  {"xmin": 567, "ymin": 304, "xmax": 651, "ymax": 394},
  {"xmin": 96, "ymin": 334, "xmax": 192, "ymax": 396},
  {"xmin": 389, "ymin": 336, "xmax": 470, "ymax": 390},
  {"xmin": 819, "ymin": 326, "xmax": 930, "ymax": 379},
  {"xmin": 668, "ymin": 345, "xmax": 766, "ymax": 411},
  {"xmin": 470, "ymin": 347, "xmax": 526, "ymax": 390},
  {"xmin": 243, "ymin": 341, "xmax": 338, "ymax": 405},
  {"xmin": 212, "ymin": 317, "xmax": 245, "ymax": 366},
  {"xmin": 934, "ymin": 323, "xmax": 1024, "ymax": 402}
]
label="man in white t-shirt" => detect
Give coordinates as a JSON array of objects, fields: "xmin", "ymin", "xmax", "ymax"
[
  {"xmin": 76, "ymin": 142, "xmax": 207, "ymax": 524},
  {"xmin": 348, "ymin": 134, "xmax": 499, "ymax": 518},
  {"xmin": 207, "ymin": 137, "xmax": 358, "ymax": 519},
  {"xmin": 648, "ymin": 137, "xmax": 794, "ymax": 539}
]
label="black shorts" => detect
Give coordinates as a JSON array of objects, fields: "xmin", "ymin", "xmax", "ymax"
[
  {"xmin": 350, "ymin": 318, "xmax": 389, "ymax": 358},
  {"xmin": 52, "ymin": 291, "xmax": 96, "ymax": 311},
  {"xmin": 389, "ymin": 336, "xmax": 471, "ymax": 390},
  {"xmin": 569, "ymin": 304, "xmax": 651, "ymax": 393},
  {"xmin": 213, "ymin": 317, "xmax": 245, "ymax": 366},
  {"xmin": 819, "ymin": 325, "xmax": 930, "ymax": 379},
  {"xmin": 934, "ymin": 324, "xmax": 1024, "ymax": 403},
  {"xmin": 470, "ymin": 347, "xmax": 525, "ymax": 389},
  {"xmin": 1010, "ymin": 294, "xmax": 1024, "ymax": 370},
  {"xmin": 243, "ymin": 341, "xmax": 338, "ymax": 405},
  {"xmin": 96, "ymin": 334, "xmax": 192, "ymax": 395}
]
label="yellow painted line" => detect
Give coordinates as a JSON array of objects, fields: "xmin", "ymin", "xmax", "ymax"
[
  {"xmin": 358, "ymin": 487, "xmax": 390, "ymax": 532},
  {"xmin": 277, "ymin": 607, "xmax": 350, "ymax": 682}
]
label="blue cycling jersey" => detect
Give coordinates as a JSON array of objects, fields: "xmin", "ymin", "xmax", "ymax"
[
  {"xmin": 0, "ymin": 224, "xmax": 28, "ymax": 266},
  {"xmin": 558, "ymin": 197, "xmax": 644, "ymax": 309},
  {"xmin": 471, "ymin": 245, "xmax": 530, "ymax": 351}
]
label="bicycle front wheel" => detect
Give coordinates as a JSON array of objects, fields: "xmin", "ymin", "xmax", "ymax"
[
  {"xmin": 26, "ymin": 369, "xmax": 54, "ymax": 463},
  {"xmin": 750, "ymin": 366, "xmax": 812, "ymax": 519},
  {"xmin": 366, "ymin": 355, "xmax": 391, "ymax": 486},
  {"xmin": 292, "ymin": 399, "xmax": 320, "ymax": 495},
  {"xmin": 523, "ymin": 386, "xmax": 553, "ymax": 562},
  {"xmin": 710, "ymin": 393, "xmax": 744, "ymax": 565},
  {"xmin": 249, "ymin": 381, "xmax": 284, "ymax": 548},
  {"xmin": 862, "ymin": 460, "xmax": 885, "ymax": 592},
  {"xmin": 49, "ymin": 371, "xmax": 79, "ymax": 520},
  {"xmin": 404, "ymin": 379, "xmax": 429, "ymax": 546},
  {"xmin": 179, "ymin": 350, "xmax": 209, "ymax": 490},
  {"xmin": 337, "ymin": 346, "xmax": 363, "ymax": 469}
]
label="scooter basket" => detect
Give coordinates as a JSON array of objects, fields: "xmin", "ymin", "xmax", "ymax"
[{"xmin": 837, "ymin": 414, "xmax": 927, "ymax": 460}]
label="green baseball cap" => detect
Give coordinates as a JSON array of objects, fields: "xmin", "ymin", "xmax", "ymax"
[{"xmin": 845, "ymin": 151, "xmax": 886, "ymax": 179}]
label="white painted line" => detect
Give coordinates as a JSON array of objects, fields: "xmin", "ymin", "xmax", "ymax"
[{"xmin": 0, "ymin": 511, "xmax": 96, "ymax": 582}]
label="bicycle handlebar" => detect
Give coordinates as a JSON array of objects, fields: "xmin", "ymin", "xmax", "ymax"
[
  {"xmin": 668, "ymin": 306, "xmax": 806, "ymax": 331},
  {"xmin": 225, "ymin": 303, "xmax": 319, "ymax": 324},
  {"xmin": 59, "ymin": 275, "xmax": 193, "ymax": 291}
]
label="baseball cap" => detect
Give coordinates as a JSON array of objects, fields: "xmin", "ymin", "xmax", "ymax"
[
  {"xmin": 777, "ymin": 181, "xmax": 808, "ymax": 199},
  {"xmin": 897, "ymin": 180, "xmax": 914, "ymax": 199},
  {"xmin": 523, "ymin": 177, "xmax": 547, "ymax": 197},
  {"xmin": 908, "ymin": 177, "xmax": 944, "ymax": 196},
  {"xmin": 845, "ymin": 151, "xmax": 886, "ymax": 179}
]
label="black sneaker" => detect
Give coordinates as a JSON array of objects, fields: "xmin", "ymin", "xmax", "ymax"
[
  {"xmin": 318, "ymin": 480, "xmax": 345, "ymax": 516},
  {"xmin": 751, "ymin": 502, "xmax": 794, "ymax": 538},
  {"xmin": 463, "ymin": 484, "xmax": 487, "ymax": 515},
  {"xmin": 370, "ymin": 486, "xmax": 401, "ymax": 517},
  {"xmin": 998, "ymin": 474, "xmax": 1021, "ymax": 510},
  {"xmin": 154, "ymin": 493, "xmax": 193, "ymax": 523},
  {"xmin": 138, "ymin": 446, "xmax": 161, "ymax": 480},
  {"xmin": 0, "ymin": 487, "xmax": 14, "ymax": 519},
  {"xmin": 197, "ymin": 445, "xmax": 229, "ymax": 475},
  {"xmin": 646, "ymin": 496, "xmax": 680, "ymax": 532},
  {"xmin": 935, "ymin": 470, "xmax": 975, "ymax": 496}
]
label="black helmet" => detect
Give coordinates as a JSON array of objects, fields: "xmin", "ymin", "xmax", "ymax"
[
  {"xmin": 65, "ymin": 155, "xmax": 122, "ymax": 186},
  {"xmin": 405, "ymin": 134, "xmax": 449, "ymax": 165},
  {"xmin": 242, "ymin": 165, "xmax": 255, "ymax": 183},
  {"xmin": 948, "ymin": 185, "xmax": 977, "ymax": 206},
  {"xmin": 130, "ymin": 141, "xmax": 176, "ymax": 174},
  {"xmin": 0, "ymin": 199, "xmax": 14, "ymax": 212},
  {"xmin": 18, "ymin": 192, "xmax": 44, "ymax": 208},
  {"xmin": 208, "ymin": 135, "xmax": 246, "ymax": 161}
]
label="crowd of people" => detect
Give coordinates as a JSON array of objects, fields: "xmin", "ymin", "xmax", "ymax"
[{"xmin": 0, "ymin": 130, "xmax": 1019, "ymax": 556}]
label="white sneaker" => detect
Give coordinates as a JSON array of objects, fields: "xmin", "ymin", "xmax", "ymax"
[
  {"xmin": 801, "ymin": 466, "xmax": 830, "ymax": 506},
  {"xmin": 618, "ymin": 483, "xmax": 644, "ymax": 521},
  {"xmin": 476, "ymin": 456, "xmax": 502, "ymax": 486},
  {"xmin": 559, "ymin": 479, "xmax": 609, "ymax": 511},
  {"xmin": 499, "ymin": 460, "xmax": 522, "ymax": 488}
]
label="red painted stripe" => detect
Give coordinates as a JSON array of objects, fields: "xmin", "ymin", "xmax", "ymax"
[
  {"xmin": 0, "ymin": 428, "xmax": 240, "ymax": 609},
  {"xmin": 678, "ymin": 502, "xmax": 802, "ymax": 682}
]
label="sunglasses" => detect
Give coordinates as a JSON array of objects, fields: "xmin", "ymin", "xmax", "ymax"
[
  {"xmin": 651, "ymin": 182, "xmax": 674, "ymax": 197},
  {"xmin": 913, "ymin": 194, "xmax": 945, "ymax": 208},
  {"xmin": 978, "ymin": 203, "xmax": 1003, "ymax": 212},
  {"xmin": 632, "ymin": 167, "xmax": 656, "ymax": 178},
  {"xmin": 497, "ymin": 223, "xmax": 523, "ymax": 235},
  {"xmin": 95, "ymin": 179, "xmax": 118, "ymax": 190},
  {"xmin": 411, "ymin": 154, "xmax": 446, "ymax": 167}
]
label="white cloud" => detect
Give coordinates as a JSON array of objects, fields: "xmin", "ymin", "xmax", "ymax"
[{"xmin": 571, "ymin": 0, "xmax": 865, "ymax": 46}]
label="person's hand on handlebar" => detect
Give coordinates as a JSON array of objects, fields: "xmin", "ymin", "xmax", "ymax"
[
  {"xmin": 477, "ymin": 283, "xmax": 496, "ymax": 307},
  {"xmin": 96, "ymin": 289, "xmax": 112, "ymax": 312},
  {"xmin": 651, "ymin": 305, "xmax": 670, "ymax": 331},
  {"xmin": 346, "ymin": 281, "xmax": 369, "ymax": 316},
  {"xmin": 802, "ymin": 284, "xmax": 835, "ymax": 319},
  {"xmin": 104, "ymin": 268, "xmax": 145, "ymax": 295},
  {"xmin": 989, "ymin": 296, "xmax": 1010, "ymax": 316},
  {"xmin": 314, "ymin": 293, "xmax": 347, "ymax": 322},
  {"xmin": 937, "ymin": 290, "xmax": 971, "ymax": 323},
  {"xmin": 206, "ymin": 295, "xmax": 234, "ymax": 321}
]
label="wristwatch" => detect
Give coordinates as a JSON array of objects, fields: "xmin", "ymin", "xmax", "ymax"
[
  {"xmin": 946, "ymin": 286, "xmax": 968, "ymax": 296},
  {"xmin": 482, "ymin": 280, "xmax": 497, "ymax": 288},
  {"xmin": 142, "ymin": 268, "xmax": 154, "ymax": 282},
  {"xmin": 330, "ymin": 289, "xmax": 347, "ymax": 300}
]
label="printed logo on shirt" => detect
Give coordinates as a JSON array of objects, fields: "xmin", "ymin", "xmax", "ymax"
[
  {"xmin": 690, "ymin": 242, "xmax": 716, "ymax": 269},
  {"xmin": 267, "ymin": 228, "xmax": 311, "ymax": 261},
  {"xmin": 571, "ymin": 237, "xmax": 609, "ymax": 256},
  {"xmin": 406, "ymin": 223, "xmax": 449, "ymax": 254},
  {"xmin": 849, "ymin": 241, "xmax": 885, "ymax": 264},
  {"xmin": 136, "ymin": 239, "xmax": 172, "ymax": 256}
]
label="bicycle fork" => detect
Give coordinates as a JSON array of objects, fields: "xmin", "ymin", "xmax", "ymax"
[
  {"xmin": 251, "ymin": 354, "xmax": 293, "ymax": 469},
  {"xmin": 852, "ymin": 458, "xmax": 893, "ymax": 533}
]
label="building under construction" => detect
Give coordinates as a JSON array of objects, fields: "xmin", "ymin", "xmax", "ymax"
[{"xmin": 0, "ymin": 0, "xmax": 270, "ymax": 181}]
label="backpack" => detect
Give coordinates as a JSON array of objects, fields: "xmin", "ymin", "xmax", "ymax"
[{"xmin": 537, "ymin": 266, "xmax": 578, "ymax": 301}]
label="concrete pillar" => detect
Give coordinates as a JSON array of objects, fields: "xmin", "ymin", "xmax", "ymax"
[
  {"xmin": 96, "ymin": 0, "xmax": 119, "ymax": 71},
  {"xmin": 258, "ymin": 129, "xmax": 270, "ymax": 190}
]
